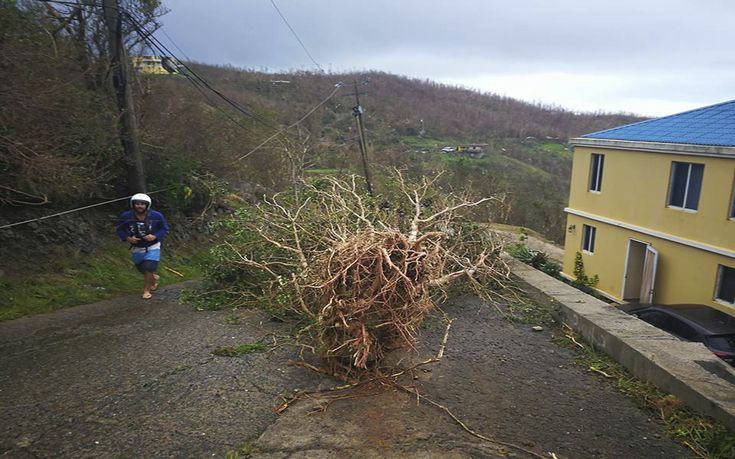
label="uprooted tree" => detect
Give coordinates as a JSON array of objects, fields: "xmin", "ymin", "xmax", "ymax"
[{"xmin": 205, "ymin": 171, "xmax": 511, "ymax": 378}]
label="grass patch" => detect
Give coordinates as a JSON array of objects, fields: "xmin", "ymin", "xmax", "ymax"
[
  {"xmin": 500, "ymin": 297, "xmax": 557, "ymax": 326},
  {"xmin": 212, "ymin": 342, "xmax": 267, "ymax": 357},
  {"xmin": 486, "ymin": 223, "xmax": 552, "ymax": 243},
  {"xmin": 304, "ymin": 168, "xmax": 340, "ymax": 175},
  {"xmin": 399, "ymin": 135, "xmax": 449, "ymax": 150},
  {"xmin": 556, "ymin": 326, "xmax": 735, "ymax": 458},
  {"xmin": 224, "ymin": 312, "xmax": 241, "ymax": 324},
  {"xmin": 539, "ymin": 141, "xmax": 570, "ymax": 155},
  {"xmin": 0, "ymin": 239, "xmax": 206, "ymax": 321},
  {"xmin": 179, "ymin": 287, "xmax": 252, "ymax": 311},
  {"xmin": 506, "ymin": 242, "xmax": 561, "ymax": 278},
  {"xmin": 225, "ymin": 441, "xmax": 257, "ymax": 458}
]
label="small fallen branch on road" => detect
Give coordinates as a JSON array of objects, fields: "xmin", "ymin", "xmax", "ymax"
[{"xmin": 393, "ymin": 383, "xmax": 552, "ymax": 459}]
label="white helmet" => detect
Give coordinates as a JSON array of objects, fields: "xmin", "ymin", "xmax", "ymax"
[{"xmin": 130, "ymin": 193, "xmax": 152, "ymax": 209}]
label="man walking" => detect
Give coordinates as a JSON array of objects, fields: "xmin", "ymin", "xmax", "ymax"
[{"xmin": 116, "ymin": 193, "xmax": 170, "ymax": 299}]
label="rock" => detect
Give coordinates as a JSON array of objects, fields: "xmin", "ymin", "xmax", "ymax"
[{"xmin": 532, "ymin": 326, "xmax": 544, "ymax": 332}]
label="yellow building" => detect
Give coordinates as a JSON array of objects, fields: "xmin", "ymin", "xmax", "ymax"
[
  {"xmin": 132, "ymin": 55, "xmax": 178, "ymax": 75},
  {"xmin": 562, "ymin": 100, "xmax": 735, "ymax": 316}
]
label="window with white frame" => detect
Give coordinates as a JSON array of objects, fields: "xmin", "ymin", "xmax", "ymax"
[
  {"xmin": 589, "ymin": 153, "xmax": 604, "ymax": 192},
  {"xmin": 667, "ymin": 161, "xmax": 704, "ymax": 210},
  {"xmin": 715, "ymin": 265, "xmax": 735, "ymax": 305},
  {"xmin": 582, "ymin": 225, "xmax": 596, "ymax": 253}
]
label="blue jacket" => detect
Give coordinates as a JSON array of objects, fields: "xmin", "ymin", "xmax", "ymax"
[{"xmin": 116, "ymin": 209, "xmax": 170, "ymax": 249}]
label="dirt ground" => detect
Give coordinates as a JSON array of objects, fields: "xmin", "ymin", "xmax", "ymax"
[{"xmin": 0, "ymin": 283, "xmax": 691, "ymax": 458}]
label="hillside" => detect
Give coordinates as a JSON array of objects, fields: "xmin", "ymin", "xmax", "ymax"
[
  {"xmin": 0, "ymin": 2, "xmax": 638, "ymax": 317},
  {"xmin": 187, "ymin": 66, "xmax": 642, "ymax": 142},
  {"xmin": 150, "ymin": 65, "xmax": 642, "ymax": 241},
  {"xmin": 1, "ymin": 3, "xmax": 644, "ymax": 249}
]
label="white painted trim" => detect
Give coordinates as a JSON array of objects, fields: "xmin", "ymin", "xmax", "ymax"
[
  {"xmin": 581, "ymin": 224, "xmax": 596, "ymax": 253},
  {"xmin": 666, "ymin": 206, "xmax": 698, "ymax": 214},
  {"xmin": 570, "ymin": 138, "xmax": 735, "ymax": 158},
  {"xmin": 644, "ymin": 245, "xmax": 660, "ymax": 304},
  {"xmin": 564, "ymin": 207, "xmax": 735, "ymax": 259}
]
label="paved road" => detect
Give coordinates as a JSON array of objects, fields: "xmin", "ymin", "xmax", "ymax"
[
  {"xmin": 0, "ymin": 284, "xmax": 690, "ymax": 458},
  {"xmin": 0, "ymin": 283, "xmax": 327, "ymax": 458}
]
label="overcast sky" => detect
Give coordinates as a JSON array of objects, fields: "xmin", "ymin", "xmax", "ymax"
[{"xmin": 159, "ymin": 0, "xmax": 735, "ymax": 117}]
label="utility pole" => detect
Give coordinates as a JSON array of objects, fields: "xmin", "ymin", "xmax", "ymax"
[
  {"xmin": 103, "ymin": 0, "xmax": 147, "ymax": 193},
  {"xmin": 352, "ymin": 80, "xmax": 373, "ymax": 196}
]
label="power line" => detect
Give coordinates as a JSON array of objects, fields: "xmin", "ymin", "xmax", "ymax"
[
  {"xmin": 123, "ymin": 13, "xmax": 262, "ymax": 129},
  {"xmin": 115, "ymin": 10, "xmax": 345, "ymax": 164},
  {"xmin": 123, "ymin": 13, "xmax": 279, "ymax": 131},
  {"xmin": 37, "ymin": 0, "xmax": 112, "ymax": 9},
  {"xmin": 123, "ymin": 13, "xmax": 260, "ymax": 132},
  {"xmin": 158, "ymin": 26, "xmax": 193, "ymax": 63},
  {"xmin": 35, "ymin": 1, "xmax": 343, "ymax": 165},
  {"xmin": 237, "ymin": 83, "xmax": 343, "ymax": 161},
  {"xmin": 40, "ymin": 1, "xmax": 279, "ymax": 133},
  {"xmin": 0, "ymin": 188, "xmax": 174, "ymax": 230},
  {"xmin": 268, "ymin": 0, "xmax": 323, "ymax": 71}
]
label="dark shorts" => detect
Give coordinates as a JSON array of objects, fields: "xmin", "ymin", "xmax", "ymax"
[{"xmin": 135, "ymin": 260, "xmax": 159, "ymax": 273}]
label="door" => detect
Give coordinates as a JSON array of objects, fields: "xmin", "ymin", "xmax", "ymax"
[
  {"xmin": 623, "ymin": 240, "xmax": 647, "ymax": 301},
  {"xmin": 639, "ymin": 246, "xmax": 659, "ymax": 304}
]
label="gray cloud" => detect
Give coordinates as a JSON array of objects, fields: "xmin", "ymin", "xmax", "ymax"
[{"xmin": 161, "ymin": 0, "xmax": 735, "ymax": 116}]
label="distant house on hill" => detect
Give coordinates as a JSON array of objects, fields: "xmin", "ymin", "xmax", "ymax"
[
  {"xmin": 132, "ymin": 55, "xmax": 181, "ymax": 75},
  {"xmin": 454, "ymin": 144, "xmax": 488, "ymax": 157},
  {"xmin": 562, "ymin": 99, "xmax": 735, "ymax": 315}
]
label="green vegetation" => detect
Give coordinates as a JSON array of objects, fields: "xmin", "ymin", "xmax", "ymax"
[
  {"xmin": 225, "ymin": 441, "xmax": 256, "ymax": 458},
  {"xmin": 507, "ymin": 243, "xmax": 561, "ymax": 277},
  {"xmin": 212, "ymin": 342, "xmax": 267, "ymax": 357},
  {"xmin": 571, "ymin": 252, "xmax": 600, "ymax": 292},
  {"xmin": 539, "ymin": 141, "xmax": 571, "ymax": 157},
  {"xmin": 304, "ymin": 168, "xmax": 340, "ymax": 174},
  {"xmin": 0, "ymin": 3, "xmax": 643, "ymax": 321},
  {"xmin": 399, "ymin": 135, "xmax": 448, "ymax": 150},
  {"xmin": 224, "ymin": 312, "xmax": 241, "ymax": 324},
  {"xmin": 0, "ymin": 241, "xmax": 205, "ymax": 321},
  {"xmin": 501, "ymin": 296, "xmax": 557, "ymax": 326}
]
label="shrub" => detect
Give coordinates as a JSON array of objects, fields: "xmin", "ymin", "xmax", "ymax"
[{"xmin": 571, "ymin": 252, "xmax": 599, "ymax": 293}]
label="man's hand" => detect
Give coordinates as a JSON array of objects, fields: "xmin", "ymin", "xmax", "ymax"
[
  {"xmin": 143, "ymin": 234, "xmax": 157, "ymax": 242},
  {"xmin": 126, "ymin": 236, "xmax": 140, "ymax": 244}
]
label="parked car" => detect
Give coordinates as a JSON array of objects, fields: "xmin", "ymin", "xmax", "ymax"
[{"xmin": 618, "ymin": 303, "xmax": 735, "ymax": 367}]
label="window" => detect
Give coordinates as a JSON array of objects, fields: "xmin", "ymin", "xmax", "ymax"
[
  {"xmin": 730, "ymin": 180, "xmax": 735, "ymax": 219},
  {"xmin": 668, "ymin": 162, "xmax": 704, "ymax": 210},
  {"xmin": 715, "ymin": 265, "xmax": 735, "ymax": 305},
  {"xmin": 589, "ymin": 153, "xmax": 604, "ymax": 192},
  {"xmin": 582, "ymin": 225, "xmax": 596, "ymax": 253}
]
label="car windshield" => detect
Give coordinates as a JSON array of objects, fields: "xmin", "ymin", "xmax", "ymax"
[{"xmin": 704, "ymin": 334, "xmax": 735, "ymax": 352}]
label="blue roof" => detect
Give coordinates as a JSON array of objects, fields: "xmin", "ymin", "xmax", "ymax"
[{"xmin": 582, "ymin": 99, "xmax": 735, "ymax": 147}]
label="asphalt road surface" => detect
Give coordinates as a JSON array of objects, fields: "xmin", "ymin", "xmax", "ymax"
[{"xmin": 0, "ymin": 283, "xmax": 690, "ymax": 458}]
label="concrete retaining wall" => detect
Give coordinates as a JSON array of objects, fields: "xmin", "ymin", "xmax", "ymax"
[{"xmin": 511, "ymin": 259, "xmax": 735, "ymax": 431}]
